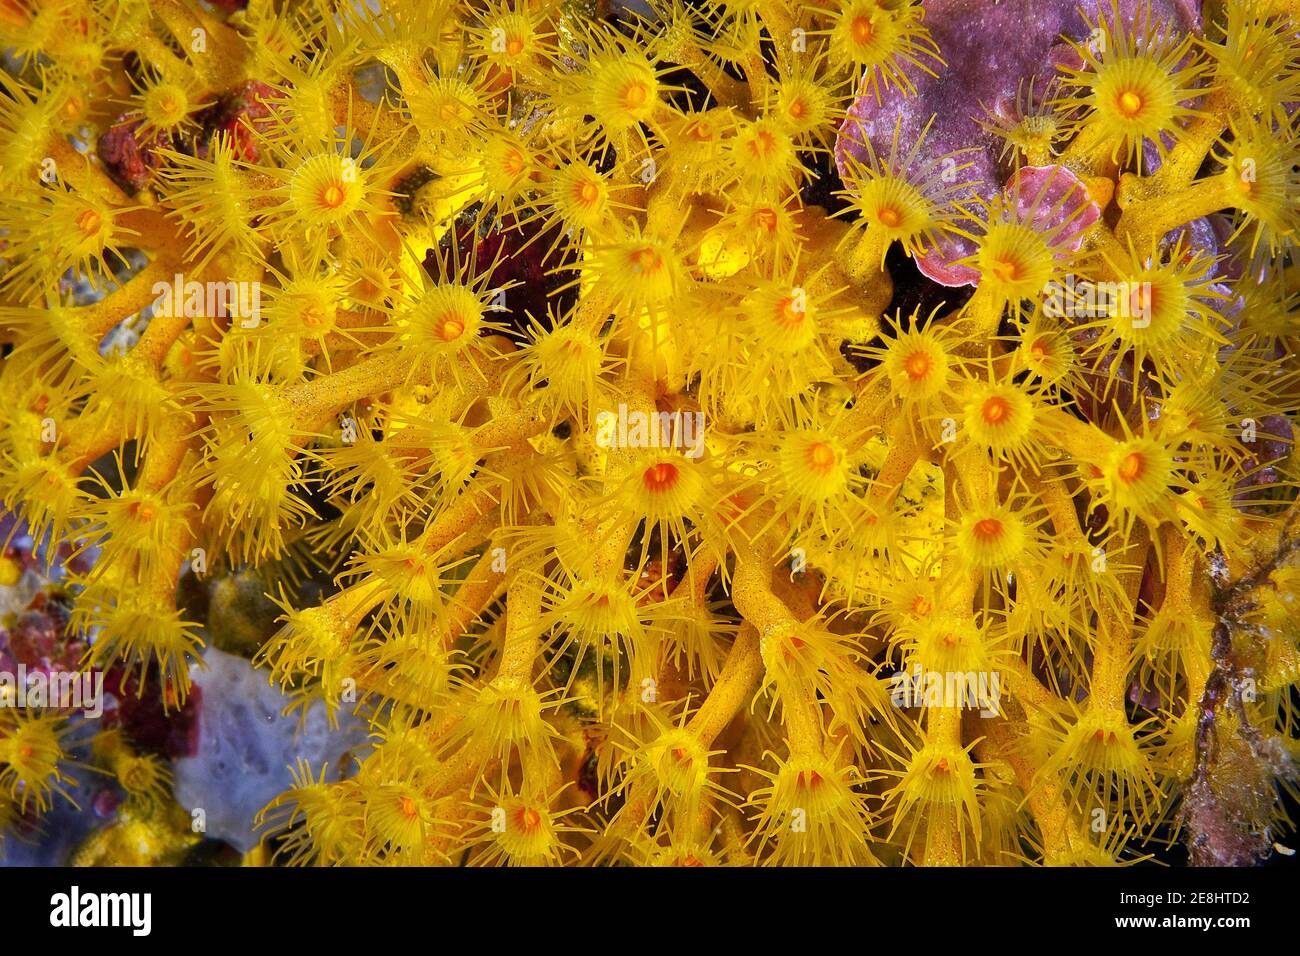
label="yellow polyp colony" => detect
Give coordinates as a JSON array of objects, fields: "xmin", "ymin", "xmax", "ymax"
[{"xmin": 0, "ymin": 0, "xmax": 1298, "ymax": 870}]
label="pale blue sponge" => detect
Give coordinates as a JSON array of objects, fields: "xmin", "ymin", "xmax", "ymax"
[{"xmin": 173, "ymin": 647, "xmax": 371, "ymax": 853}]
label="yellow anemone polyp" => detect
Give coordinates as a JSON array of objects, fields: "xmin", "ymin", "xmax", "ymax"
[
  {"xmin": 906, "ymin": 614, "xmax": 994, "ymax": 675},
  {"xmin": 287, "ymin": 152, "xmax": 368, "ymax": 230},
  {"xmin": 1039, "ymin": 705, "xmax": 1161, "ymax": 824},
  {"xmin": 957, "ymin": 505, "xmax": 1030, "ymax": 570},
  {"xmin": 590, "ymin": 53, "xmax": 659, "ymax": 129},
  {"xmin": 1102, "ymin": 436, "xmax": 1174, "ymax": 523},
  {"xmin": 778, "ymin": 432, "xmax": 851, "ymax": 503},
  {"xmin": 975, "ymin": 222, "xmax": 1055, "ymax": 301},
  {"xmin": 141, "ymin": 81, "xmax": 192, "ymax": 129},
  {"xmin": 882, "ymin": 328, "xmax": 952, "ymax": 408},
  {"xmin": 962, "ymin": 383, "xmax": 1035, "ymax": 457},
  {"xmin": 405, "ymin": 285, "xmax": 486, "ymax": 355}
]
